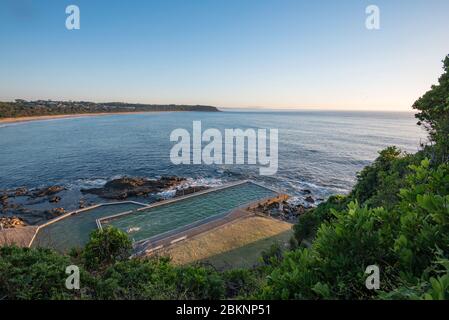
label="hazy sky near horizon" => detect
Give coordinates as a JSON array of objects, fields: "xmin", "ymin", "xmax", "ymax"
[{"xmin": 0, "ymin": 0, "xmax": 448, "ymax": 111}]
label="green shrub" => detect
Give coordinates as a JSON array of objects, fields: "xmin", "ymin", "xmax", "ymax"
[
  {"xmin": 82, "ymin": 227, "xmax": 132, "ymax": 270},
  {"xmin": 222, "ymin": 269, "xmax": 261, "ymax": 298},
  {"xmin": 293, "ymin": 194, "xmax": 347, "ymax": 244},
  {"xmin": 259, "ymin": 248, "xmax": 320, "ymax": 299},
  {"xmin": 176, "ymin": 264, "xmax": 225, "ymax": 299},
  {"xmin": 93, "ymin": 257, "xmax": 179, "ymax": 299},
  {"xmin": 380, "ymin": 255, "xmax": 449, "ymax": 300},
  {"xmin": 350, "ymin": 147, "xmax": 423, "ymax": 209},
  {"xmin": 0, "ymin": 246, "xmax": 87, "ymax": 300},
  {"xmin": 260, "ymin": 243, "xmax": 284, "ymax": 267},
  {"xmin": 94, "ymin": 257, "xmax": 225, "ymax": 300},
  {"xmin": 293, "ymin": 212, "xmax": 320, "ymax": 243},
  {"xmin": 393, "ymin": 159, "xmax": 449, "ymax": 276}
]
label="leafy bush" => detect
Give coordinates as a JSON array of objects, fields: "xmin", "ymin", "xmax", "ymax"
[
  {"xmin": 0, "ymin": 246, "xmax": 87, "ymax": 300},
  {"xmin": 93, "ymin": 257, "xmax": 224, "ymax": 300},
  {"xmin": 393, "ymin": 159, "xmax": 449, "ymax": 276},
  {"xmin": 293, "ymin": 212, "xmax": 320, "ymax": 243},
  {"xmin": 350, "ymin": 147, "xmax": 424, "ymax": 209},
  {"xmin": 260, "ymin": 243, "xmax": 284, "ymax": 267},
  {"xmin": 294, "ymin": 194, "xmax": 348, "ymax": 243},
  {"xmin": 176, "ymin": 264, "xmax": 225, "ymax": 299},
  {"xmin": 82, "ymin": 227, "xmax": 132, "ymax": 270},
  {"xmin": 93, "ymin": 257, "xmax": 179, "ymax": 299},
  {"xmin": 222, "ymin": 269, "xmax": 261, "ymax": 298},
  {"xmin": 259, "ymin": 248, "xmax": 320, "ymax": 299},
  {"xmin": 380, "ymin": 255, "xmax": 449, "ymax": 300}
]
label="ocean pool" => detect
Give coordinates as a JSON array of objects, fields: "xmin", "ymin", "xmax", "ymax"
[{"xmin": 101, "ymin": 182, "xmax": 277, "ymax": 243}]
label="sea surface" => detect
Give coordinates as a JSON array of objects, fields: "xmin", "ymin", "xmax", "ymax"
[{"xmin": 0, "ymin": 110, "xmax": 426, "ymax": 219}]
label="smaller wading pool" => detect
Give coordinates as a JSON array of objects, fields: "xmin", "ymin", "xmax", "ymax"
[
  {"xmin": 32, "ymin": 202, "xmax": 146, "ymax": 252},
  {"xmin": 100, "ymin": 181, "xmax": 277, "ymax": 243}
]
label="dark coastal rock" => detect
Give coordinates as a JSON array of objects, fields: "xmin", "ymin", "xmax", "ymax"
[
  {"xmin": 295, "ymin": 205, "xmax": 306, "ymax": 215},
  {"xmin": 32, "ymin": 185, "xmax": 65, "ymax": 198},
  {"xmin": 1, "ymin": 194, "xmax": 8, "ymax": 206},
  {"xmin": 0, "ymin": 216, "xmax": 26, "ymax": 229},
  {"xmin": 1, "ymin": 205, "xmax": 50, "ymax": 226},
  {"xmin": 302, "ymin": 189, "xmax": 312, "ymax": 195},
  {"xmin": 81, "ymin": 176, "xmax": 186, "ymax": 200},
  {"xmin": 14, "ymin": 187, "xmax": 28, "ymax": 197},
  {"xmin": 305, "ymin": 196, "xmax": 315, "ymax": 204},
  {"xmin": 249, "ymin": 195, "xmax": 311, "ymax": 223},
  {"xmin": 45, "ymin": 207, "xmax": 66, "ymax": 218},
  {"xmin": 49, "ymin": 196, "xmax": 61, "ymax": 203}
]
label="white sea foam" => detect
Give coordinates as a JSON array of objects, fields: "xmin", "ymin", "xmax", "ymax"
[
  {"xmin": 286, "ymin": 196, "xmax": 320, "ymax": 208},
  {"xmin": 157, "ymin": 189, "xmax": 177, "ymax": 199},
  {"xmin": 156, "ymin": 177, "xmax": 224, "ymax": 199},
  {"xmin": 70, "ymin": 178, "xmax": 108, "ymax": 190}
]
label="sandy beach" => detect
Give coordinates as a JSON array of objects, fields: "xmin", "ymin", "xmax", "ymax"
[{"xmin": 0, "ymin": 112, "xmax": 168, "ymax": 125}]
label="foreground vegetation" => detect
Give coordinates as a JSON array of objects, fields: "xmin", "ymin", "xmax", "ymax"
[{"xmin": 1, "ymin": 55, "xmax": 448, "ymax": 300}]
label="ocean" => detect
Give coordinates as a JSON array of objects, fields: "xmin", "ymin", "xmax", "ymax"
[{"xmin": 0, "ymin": 110, "xmax": 425, "ymax": 220}]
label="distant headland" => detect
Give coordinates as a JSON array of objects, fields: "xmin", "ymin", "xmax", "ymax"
[{"xmin": 0, "ymin": 99, "xmax": 220, "ymax": 123}]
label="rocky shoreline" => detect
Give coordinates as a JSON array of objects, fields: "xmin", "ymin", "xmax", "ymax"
[
  {"xmin": 81, "ymin": 176, "xmax": 186, "ymax": 200},
  {"xmin": 0, "ymin": 176, "xmax": 212, "ymax": 228},
  {"xmin": 0, "ymin": 216, "xmax": 26, "ymax": 229},
  {"xmin": 0, "ymin": 184, "xmax": 71, "ymax": 226},
  {"xmin": 248, "ymin": 192, "xmax": 320, "ymax": 223},
  {"xmin": 1, "ymin": 176, "xmax": 321, "ymax": 228}
]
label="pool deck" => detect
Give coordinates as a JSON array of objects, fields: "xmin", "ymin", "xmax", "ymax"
[{"xmin": 0, "ymin": 226, "xmax": 39, "ymax": 247}]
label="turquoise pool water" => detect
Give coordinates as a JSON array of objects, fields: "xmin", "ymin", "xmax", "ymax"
[
  {"xmin": 32, "ymin": 203, "xmax": 145, "ymax": 252},
  {"xmin": 102, "ymin": 182, "xmax": 276, "ymax": 242}
]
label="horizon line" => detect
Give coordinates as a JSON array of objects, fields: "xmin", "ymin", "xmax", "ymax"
[{"xmin": 1, "ymin": 98, "xmax": 416, "ymax": 113}]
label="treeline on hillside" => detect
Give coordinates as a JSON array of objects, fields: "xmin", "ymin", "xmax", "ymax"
[
  {"xmin": 1, "ymin": 55, "xmax": 448, "ymax": 300},
  {"xmin": 0, "ymin": 100, "xmax": 219, "ymax": 118}
]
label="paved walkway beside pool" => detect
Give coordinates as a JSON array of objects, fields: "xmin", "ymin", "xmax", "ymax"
[{"xmin": 0, "ymin": 226, "xmax": 38, "ymax": 247}]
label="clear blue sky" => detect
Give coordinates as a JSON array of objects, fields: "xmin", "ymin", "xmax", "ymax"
[{"xmin": 1, "ymin": 0, "xmax": 448, "ymax": 110}]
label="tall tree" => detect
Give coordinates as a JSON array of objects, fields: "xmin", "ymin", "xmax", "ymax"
[{"xmin": 413, "ymin": 55, "xmax": 449, "ymax": 163}]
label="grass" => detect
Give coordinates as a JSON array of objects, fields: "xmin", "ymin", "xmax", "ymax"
[
  {"xmin": 201, "ymin": 230, "xmax": 293, "ymax": 270},
  {"xmin": 159, "ymin": 215, "xmax": 293, "ymax": 270}
]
